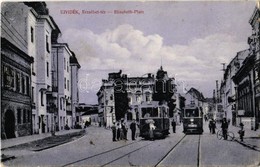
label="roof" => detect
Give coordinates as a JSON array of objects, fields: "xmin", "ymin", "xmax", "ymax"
[
  {"xmin": 186, "ymin": 87, "xmax": 205, "ymax": 101},
  {"xmin": 70, "ymin": 51, "xmax": 81, "ymax": 68}
]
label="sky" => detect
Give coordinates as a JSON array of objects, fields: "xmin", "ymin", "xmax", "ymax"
[{"xmin": 46, "ymin": 1, "xmax": 257, "ymax": 104}]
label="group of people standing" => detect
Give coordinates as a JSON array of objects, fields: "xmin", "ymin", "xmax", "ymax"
[
  {"xmin": 111, "ymin": 120, "xmax": 138, "ymax": 142},
  {"xmin": 208, "ymin": 119, "xmax": 216, "ymax": 134}
]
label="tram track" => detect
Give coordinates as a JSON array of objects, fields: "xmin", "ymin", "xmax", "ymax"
[
  {"xmin": 155, "ymin": 134, "xmax": 202, "ymax": 167},
  {"xmin": 154, "ymin": 135, "xmax": 187, "ymax": 167},
  {"xmin": 61, "ymin": 140, "xmax": 152, "ymax": 167},
  {"xmin": 62, "ymin": 134, "xmax": 202, "ymax": 167},
  {"xmin": 197, "ymin": 134, "xmax": 201, "ymax": 167}
]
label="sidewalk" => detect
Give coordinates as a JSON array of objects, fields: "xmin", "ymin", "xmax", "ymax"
[
  {"xmin": 1, "ymin": 129, "xmax": 83, "ymax": 150},
  {"xmin": 214, "ymin": 123, "xmax": 260, "ymax": 152},
  {"xmin": 228, "ymin": 125, "xmax": 260, "ymax": 151}
]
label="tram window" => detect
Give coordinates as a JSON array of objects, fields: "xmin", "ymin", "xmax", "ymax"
[
  {"xmin": 185, "ymin": 109, "xmax": 199, "ymax": 117},
  {"xmin": 142, "ymin": 107, "xmax": 158, "ymax": 117}
]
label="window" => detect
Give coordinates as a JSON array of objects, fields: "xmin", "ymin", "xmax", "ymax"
[
  {"xmin": 64, "ymin": 58, "xmax": 66, "ymax": 70},
  {"xmin": 3, "ymin": 65, "xmax": 14, "ymax": 89},
  {"xmin": 16, "ymin": 72, "xmax": 20, "ymax": 92},
  {"xmin": 32, "ymin": 87, "xmax": 35, "ymax": 103},
  {"xmin": 31, "ymin": 27, "xmax": 34, "ymax": 43},
  {"xmin": 23, "ymin": 109, "xmax": 26, "ymax": 123},
  {"xmin": 26, "ymin": 76, "xmax": 29, "ymax": 95},
  {"xmin": 41, "ymin": 91, "xmax": 44, "ymax": 106},
  {"xmin": 146, "ymin": 93, "xmax": 151, "ymax": 102},
  {"xmin": 46, "ymin": 35, "xmax": 49, "ymax": 53},
  {"xmin": 46, "ymin": 62, "xmax": 49, "ymax": 77},
  {"xmin": 67, "ymin": 61, "xmax": 69, "ymax": 72},
  {"xmin": 17, "ymin": 109, "xmax": 21, "ymax": 124},
  {"xmin": 21, "ymin": 76, "xmax": 25, "ymax": 94},
  {"xmin": 64, "ymin": 78, "xmax": 66, "ymax": 89},
  {"xmin": 60, "ymin": 98, "xmax": 62, "ymax": 110},
  {"xmin": 67, "ymin": 80, "xmax": 69, "ymax": 91}
]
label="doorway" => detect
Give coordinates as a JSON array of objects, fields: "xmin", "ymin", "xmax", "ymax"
[{"xmin": 5, "ymin": 110, "xmax": 16, "ymax": 138}]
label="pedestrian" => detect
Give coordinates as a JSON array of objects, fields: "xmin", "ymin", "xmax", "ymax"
[
  {"xmin": 212, "ymin": 119, "xmax": 216, "ymax": 134},
  {"xmin": 111, "ymin": 122, "xmax": 117, "ymax": 142},
  {"xmin": 238, "ymin": 123, "xmax": 245, "ymax": 142},
  {"xmin": 116, "ymin": 122, "xmax": 121, "ymax": 141},
  {"xmin": 221, "ymin": 118, "xmax": 229, "ymax": 140},
  {"xmin": 130, "ymin": 120, "xmax": 137, "ymax": 140},
  {"xmin": 171, "ymin": 119, "xmax": 176, "ymax": 133},
  {"xmin": 209, "ymin": 119, "xmax": 212, "ymax": 134},
  {"xmin": 122, "ymin": 122, "xmax": 128, "ymax": 140},
  {"xmin": 149, "ymin": 121, "xmax": 156, "ymax": 140}
]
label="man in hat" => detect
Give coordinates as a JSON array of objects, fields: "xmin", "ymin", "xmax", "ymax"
[
  {"xmin": 238, "ymin": 123, "xmax": 245, "ymax": 142},
  {"xmin": 130, "ymin": 120, "xmax": 137, "ymax": 140}
]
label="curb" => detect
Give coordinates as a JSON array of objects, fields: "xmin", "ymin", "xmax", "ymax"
[
  {"xmin": 32, "ymin": 130, "xmax": 86, "ymax": 151},
  {"xmin": 2, "ymin": 130, "xmax": 85, "ymax": 151},
  {"xmin": 32, "ymin": 131, "xmax": 87, "ymax": 152},
  {"xmin": 234, "ymin": 138, "xmax": 260, "ymax": 152},
  {"xmin": 31, "ymin": 141, "xmax": 69, "ymax": 152},
  {"xmin": 1, "ymin": 154, "xmax": 15, "ymax": 162}
]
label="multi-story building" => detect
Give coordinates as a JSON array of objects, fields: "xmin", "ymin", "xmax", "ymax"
[
  {"xmin": 173, "ymin": 93, "xmax": 185, "ymax": 124},
  {"xmin": 1, "ymin": 38, "xmax": 33, "ymax": 139},
  {"xmin": 204, "ymin": 98, "xmax": 216, "ymax": 120},
  {"xmin": 126, "ymin": 74, "xmax": 154, "ymax": 122},
  {"xmin": 1, "ymin": 2, "xmax": 80, "ymax": 138},
  {"xmin": 249, "ymin": 5, "xmax": 260, "ymax": 130},
  {"xmin": 220, "ymin": 50, "xmax": 249, "ymax": 125},
  {"xmin": 184, "ymin": 87, "xmax": 205, "ymax": 109},
  {"xmin": 233, "ymin": 5, "xmax": 259, "ymax": 130},
  {"xmin": 97, "ymin": 73, "xmax": 118, "ymax": 128},
  {"xmin": 51, "ymin": 43, "xmax": 81, "ymax": 130},
  {"xmin": 70, "ymin": 52, "xmax": 81, "ymax": 127},
  {"xmin": 97, "ymin": 67, "xmax": 176, "ymax": 128}
]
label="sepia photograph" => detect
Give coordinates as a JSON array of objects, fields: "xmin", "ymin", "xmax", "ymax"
[{"xmin": 1, "ymin": 1, "xmax": 260, "ymax": 166}]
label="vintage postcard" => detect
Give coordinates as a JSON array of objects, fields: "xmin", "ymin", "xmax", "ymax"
[{"xmin": 1, "ymin": 1, "xmax": 260, "ymax": 166}]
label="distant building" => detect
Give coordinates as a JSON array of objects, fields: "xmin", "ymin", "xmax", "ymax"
[
  {"xmin": 173, "ymin": 93, "xmax": 186, "ymax": 124},
  {"xmin": 96, "ymin": 78, "xmax": 116, "ymax": 128},
  {"xmin": 97, "ymin": 67, "xmax": 177, "ymax": 128},
  {"xmin": 204, "ymin": 98, "xmax": 216, "ymax": 120},
  {"xmin": 127, "ymin": 74, "xmax": 155, "ymax": 122},
  {"xmin": 76, "ymin": 104, "xmax": 99, "ymax": 127},
  {"xmin": 184, "ymin": 88, "xmax": 205, "ymax": 109}
]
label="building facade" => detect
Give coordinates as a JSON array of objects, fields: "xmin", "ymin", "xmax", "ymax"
[
  {"xmin": 232, "ymin": 6, "xmax": 260, "ymax": 130},
  {"xmin": 51, "ymin": 43, "xmax": 81, "ymax": 130},
  {"xmin": 1, "ymin": 38, "xmax": 33, "ymax": 139},
  {"xmin": 249, "ymin": 6, "xmax": 260, "ymax": 130},
  {"xmin": 70, "ymin": 52, "xmax": 81, "ymax": 127},
  {"xmin": 220, "ymin": 50, "xmax": 249, "ymax": 125},
  {"xmin": 97, "ymin": 68, "xmax": 176, "ymax": 128},
  {"xmin": 1, "ymin": 2, "xmax": 81, "ymax": 138}
]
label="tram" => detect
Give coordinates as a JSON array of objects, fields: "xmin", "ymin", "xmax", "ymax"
[
  {"xmin": 139, "ymin": 101, "xmax": 170, "ymax": 139},
  {"xmin": 183, "ymin": 105, "xmax": 203, "ymax": 134}
]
